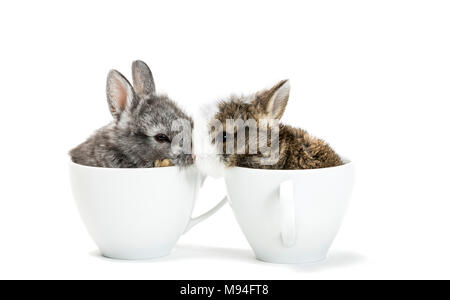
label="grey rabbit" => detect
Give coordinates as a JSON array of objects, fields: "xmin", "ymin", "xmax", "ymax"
[{"xmin": 70, "ymin": 60, "xmax": 194, "ymax": 168}]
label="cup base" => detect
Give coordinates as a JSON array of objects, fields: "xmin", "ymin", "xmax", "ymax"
[
  {"xmin": 256, "ymin": 255, "xmax": 327, "ymax": 265},
  {"xmin": 100, "ymin": 250, "xmax": 172, "ymax": 261}
]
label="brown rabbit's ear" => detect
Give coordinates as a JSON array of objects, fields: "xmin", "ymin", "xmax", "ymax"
[
  {"xmin": 132, "ymin": 60, "xmax": 155, "ymax": 95},
  {"xmin": 257, "ymin": 80, "xmax": 291, "ymax": 120},
  {"xmin": 106, "ymin": 70, "xmax": 135, "ymax": 120}
]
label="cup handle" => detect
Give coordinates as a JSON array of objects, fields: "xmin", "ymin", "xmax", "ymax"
[
  {"xmin": 280, "ymin": 180, "xmax": 296, "ymax": 247},
  {"xmin": 183, "ymin": 174, "xmax": 228, "ymax": 234}
]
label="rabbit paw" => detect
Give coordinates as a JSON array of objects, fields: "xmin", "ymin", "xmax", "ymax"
[{"xmin": 154, "ymin": 159, "xmax": 173, "ymax": 168}]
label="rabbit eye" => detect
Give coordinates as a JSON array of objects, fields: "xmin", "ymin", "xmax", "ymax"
[
  {"xmin": 222, "ymin": 132, "xmax": 227, "ymax": 143},
  {"xmin": 154, "ymin": 134, "xmax": 171, "ymax": 143}
]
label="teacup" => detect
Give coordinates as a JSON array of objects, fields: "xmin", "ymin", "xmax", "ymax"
[
  {"xmin": 224, "ymin": 159, "xmax": 354, "ymax": 264},
  {"xmin": 69, "ymin": 162, "xmax": 226, "ymax": 260}
]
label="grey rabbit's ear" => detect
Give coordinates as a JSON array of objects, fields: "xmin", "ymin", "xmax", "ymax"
[
  {"xmin": 106, "ymin": 70, "xmax": 135, "ymax": 120},
  {"xmin": 132, "ymin": 60, "xmax": 155, "ymax": 95},
  {"xmin": 256, "ymin": 80, "xmax": 290, "ymax": 120}
]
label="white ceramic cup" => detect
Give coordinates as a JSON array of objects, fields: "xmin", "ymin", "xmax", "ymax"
[
  {"xmin": 69, "ymin": 162, "xmax": 227, "ymax": 260},
  {"xmin": 224, "ymin": 160, "xmax": 354, "ymax": 264}
]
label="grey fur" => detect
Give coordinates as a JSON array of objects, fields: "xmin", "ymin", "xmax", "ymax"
[{"xmin": 70, "ymin": 60, "xmax": 193, "ymax": 168}]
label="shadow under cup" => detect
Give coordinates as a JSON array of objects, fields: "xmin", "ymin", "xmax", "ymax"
[
  {"xmin": 224, "ymin": 159, "xmax": 355, "ymax": 264},
  {"xmin": 69, "ymin": 162, "xmax": 203, "ymax": 260}
]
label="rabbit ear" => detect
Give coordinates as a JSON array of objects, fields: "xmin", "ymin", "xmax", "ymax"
[
  {"xmin": 132, "ymin": 60, "xmax": 155, "ymax": 95},
  {"xmin": 106, "ymin": 70, "xmax": 135, "ymax": 120},
  {"xmin": 257, "ymin": 80, "xmax": 291, "ymax": 120}
]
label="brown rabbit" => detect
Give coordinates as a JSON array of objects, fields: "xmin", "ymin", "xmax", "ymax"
[{"xmin": 193, "ymin": 80, "xmax": 342, "ymax": 176}]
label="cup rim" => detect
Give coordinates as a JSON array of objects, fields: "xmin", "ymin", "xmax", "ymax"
[
  {"xmin": 69, "ymin": 160, "xmax": 181, "ymax": 172},
  {"xmin": 227, "ymin": 157, "xmax": 353, "ymax": 174}
]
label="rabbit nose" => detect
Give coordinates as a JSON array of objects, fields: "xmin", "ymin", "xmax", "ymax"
[{"xmin": 192, "ymin": 154, "xmax": 196, "ymax": 161}]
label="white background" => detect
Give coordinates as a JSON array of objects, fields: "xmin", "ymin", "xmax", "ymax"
[{"xmin": 1, "ymin": 0, "xmax": 449, "ymax": 280}]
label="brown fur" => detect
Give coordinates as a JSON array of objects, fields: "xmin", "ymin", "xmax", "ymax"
[{"xmin": 212, "ymin": 80, "xmax": 343, "ymax": 170}]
